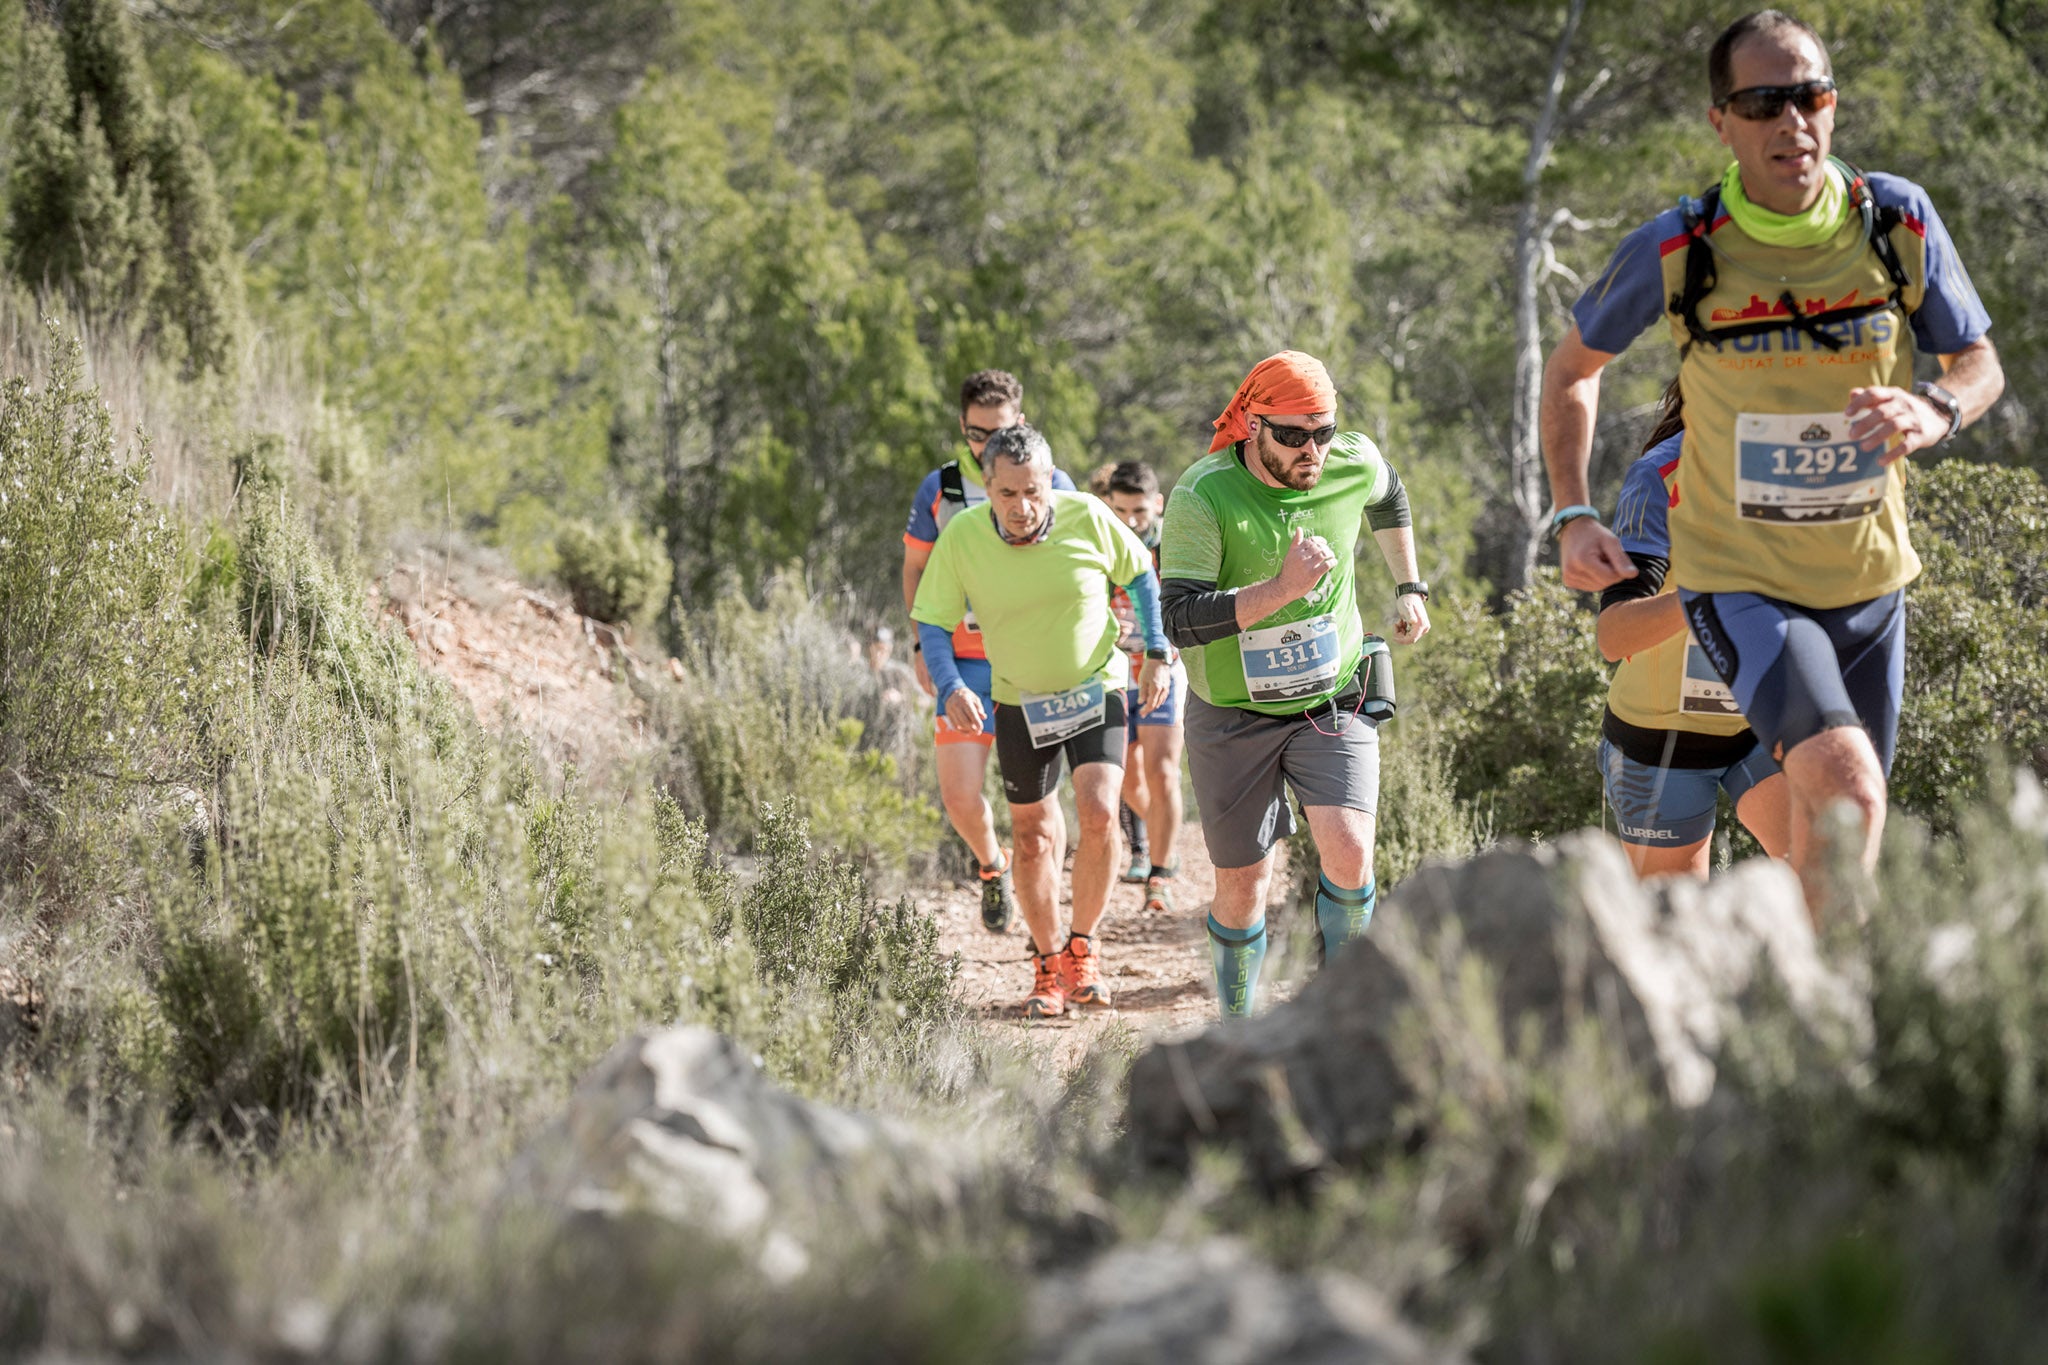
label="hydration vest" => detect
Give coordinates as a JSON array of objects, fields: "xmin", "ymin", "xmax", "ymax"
[
  {"xmin": 935, "ymin": 460, "xmax": 987, "ymax": 532},
  {"xmin": 1670, "ymin": 157, "xmax": 1913, "ymax": 358}
]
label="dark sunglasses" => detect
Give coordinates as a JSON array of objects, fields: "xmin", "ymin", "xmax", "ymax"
[
  {"xmin": 1718, "ymin": 78, "xmax": 1836, "ymax": 121},
  {"xmin": 1262, "ymin": 421, "xmax": 1337, "ymax": 449}
]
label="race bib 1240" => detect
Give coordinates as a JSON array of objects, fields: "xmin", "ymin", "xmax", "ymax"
[{"xmin": 1017, "ymin": 679, "xmax": 1106, "ymax": 749}]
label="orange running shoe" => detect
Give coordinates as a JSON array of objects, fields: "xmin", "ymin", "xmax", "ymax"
[
  {"xmin": 1065, "ymin": 933, "xmax": 1111, "ymax": 1008},
  {"xmin": 1024, "ymin": 949, "xmax": 1067, "ymax": 1018}
]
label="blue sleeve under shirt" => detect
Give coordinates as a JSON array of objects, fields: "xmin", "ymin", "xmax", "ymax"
[
  {"xmin": 916, "ymin": 621, "xmax": 966, "ymax": 701},
  {"xmin": 1124, "ymin": 569, "xmax": 1168, "ymax": 654}
]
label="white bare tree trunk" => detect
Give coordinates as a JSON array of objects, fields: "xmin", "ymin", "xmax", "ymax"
[{"xmin": 1506, "ymin": 0, "xmax": 1589, "ymax": 592}]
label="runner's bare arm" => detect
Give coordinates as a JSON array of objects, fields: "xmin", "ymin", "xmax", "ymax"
[
  {"xmin": 1596, "ymin": 594, "xmax": 1685, "ymax": 662},
  {"xmin": 903, "ymin": 540, "xmax": 936, "ymax": 695},
  {"xmin": 901, "ymin": 540, "xmax": 933, "ymax": 613},
  {"xmin": 1846, "ymin": 336, "xmax": 2005, "ymax": 464},
  {"xmin": 1542, "ymin": 326, "xmax": 1636, "ymax": 591},
  {"xmin": 1369, "ymin": 524, "xmax": 1431, "ymax": 644}
]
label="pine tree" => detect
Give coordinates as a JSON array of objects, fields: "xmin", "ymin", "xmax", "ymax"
[
  {"xmin": 3, "ymin": 1, "xmax": 241, "ymax": 372},
  {"xmin": 149, "ymin": 103, "xmax": 240, "ymax": 373}
]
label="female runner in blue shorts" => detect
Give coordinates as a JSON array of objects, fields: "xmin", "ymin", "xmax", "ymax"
[{"xmin": 1596, "ymin": 384, "xmax": 1790, "ymax": 877}]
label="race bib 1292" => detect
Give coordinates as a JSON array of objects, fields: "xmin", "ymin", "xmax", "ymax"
[{"xmin": 1735, "ymin": 411, "xmax": 1887, "ymax": 524}]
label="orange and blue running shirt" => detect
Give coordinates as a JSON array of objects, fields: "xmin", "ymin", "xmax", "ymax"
[
  {"xmin": 1604, "ymin": 434, "xmax": 1753, "ymax": 744},
  {"xmin": 1572, "ymin": 168, "xmax": 1990, "ymax": 609},
  {"xmin": 904, "ymin": 454, "xmax": 1076, "ymax": 661}
]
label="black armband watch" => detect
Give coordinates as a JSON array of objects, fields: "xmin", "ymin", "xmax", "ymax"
[
  {"xmin": 1913, "ymin": 381, "xmax": 1963, "ymax": 444},
  {"xmin": 1143, "ymin": 647, "xmax": 1170, "ymax": 661},
  {"xmin": 1396, "ymin": 581, "xmax": 1430, "ymax": 601}
]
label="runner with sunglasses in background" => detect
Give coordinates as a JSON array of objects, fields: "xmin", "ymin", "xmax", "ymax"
[
  {"xmin": 1542, "ymin": 9, "xmax": 2001, "ymax": 917},
  {"xmin": 1160, "ymin": 351, "xmax": 1429, "ymax": 1018},
  {"xmin": 902, "ymin": 370, "xmax": 1077, "ymax": 934}
]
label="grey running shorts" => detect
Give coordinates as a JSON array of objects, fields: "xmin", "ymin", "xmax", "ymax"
[{"xmin": 1184, "ymin": 692, "xmax": 1380, "ymax": 869}]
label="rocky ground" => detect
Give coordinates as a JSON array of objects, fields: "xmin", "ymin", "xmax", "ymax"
[{"xmin": 927, "ymin": 824, "xmax": 1304, "ymax": 1071}]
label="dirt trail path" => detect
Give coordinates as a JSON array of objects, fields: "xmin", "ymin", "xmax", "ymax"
[{"xmin": 928, "ymin": 821, "xmax": 1293, "ymax": 1072}]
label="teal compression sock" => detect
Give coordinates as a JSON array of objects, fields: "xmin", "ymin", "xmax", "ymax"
[
  {"xmin": 1207, "ymin": 914, "xmax": 1267, "ymax": 1019},
  {"xmin": 1315, "ymin": 873, "xmax": 1377, "ymax": 964}
]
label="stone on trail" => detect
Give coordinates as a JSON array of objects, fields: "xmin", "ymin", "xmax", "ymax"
[
  {"xmin": 1028, "ymin": 1237, "xmax": 1466, "ymax": 1365},
  {"xmin": 500, "ymin": 1026, "xmax": 967, "ymax": 1280},
  {"xmin": 1123, "ymin": 832, "xmax": 1868, "ymax": 1190}
]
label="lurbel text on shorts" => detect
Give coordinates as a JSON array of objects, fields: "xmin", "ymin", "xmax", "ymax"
[
  {"xmin": 1619, "ymin": 822, "xmax": 1679, "ymax": 840},
  {"xmin": 1723, "ymin": 312, "xmax": 1897, "ymax": 354}
]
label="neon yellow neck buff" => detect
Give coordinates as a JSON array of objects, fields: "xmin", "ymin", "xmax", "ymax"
[{"xmin": 1721, "ymin": 158, "xmax": 1850, "ymax": 247}]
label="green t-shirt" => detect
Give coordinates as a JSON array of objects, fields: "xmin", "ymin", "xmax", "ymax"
[
  {"xmin": 911, "ymin": 489, "xmax": 1153, "ymax": 705},
  {"xmin": 1159, "ymin": 432, "xmax": 1391, "ymax": 715}
]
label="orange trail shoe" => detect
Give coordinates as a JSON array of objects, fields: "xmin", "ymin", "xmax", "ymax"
[
  {"xmin": 1024, "ymin": 949, "xmax": 1067, "ymax": 1018},
  {"xmin": 1065, "ymin": 933, "xmax": 1111, "ymax": 1008}
]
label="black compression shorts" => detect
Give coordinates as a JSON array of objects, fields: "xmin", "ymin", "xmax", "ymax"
[{"xmin": 992, "ymin": 688, "xmax": 1128, "ymax": 805}]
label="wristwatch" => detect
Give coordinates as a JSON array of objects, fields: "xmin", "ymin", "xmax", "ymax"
[
  {"xmin": 1395, "ymin": 581, "xmax": 1430, "ymax": 601},
  {"xmin": 1913, "ymin": 381, "xmax": 1963, "ymax": 443},
  {"xmin": 1550, "ymin": 504, "xmax": 1601, "ymax": 540},
  {"xmin": 1144, "ymin": 647, "xmax": 1171, "ymax": 661}
]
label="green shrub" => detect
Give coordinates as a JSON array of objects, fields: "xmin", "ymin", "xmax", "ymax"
[
  {"xmin": 0, "ymin": 337, "xmax": 214, "ymax": 886},
  {"xmin": 555, "ymin": 518, "xmax": 667, "ymax": 624},
  {"xmin": 1404, "ymin": 573, "xmax": 1607, "ymax": 845},
  {"xmin": 655, "ymin": 795, "xmax": 957, "ymax": 1093},
  {"xmin": 1898, "ymin": 460, "xmax": 2048, "ymax": 825},
  {"xmin": 648, "ymin": 583, "xmax": 940, "ymax": 876}
]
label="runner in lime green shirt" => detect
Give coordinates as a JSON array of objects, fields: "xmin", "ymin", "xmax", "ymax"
[{"xmin": 913, "ymin": 425, "xmax": 1170, "ymax": 1019}]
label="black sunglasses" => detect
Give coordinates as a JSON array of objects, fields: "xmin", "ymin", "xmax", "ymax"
[
  {"xmin": 1262, "ymin": 421, "xmax": 1337, "ymax": 449},
  {"xmin": 964, "ymin": 420, "xmax": 1022, "ymax": 443},
  {"xmin": 1718, "ymin": 78, "xmax": 1836, "ymax": 121}
]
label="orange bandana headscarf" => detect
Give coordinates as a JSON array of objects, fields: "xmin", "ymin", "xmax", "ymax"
[{"xmin": 1208, "ymin": 351, "xmax": 1337, "ymax": 453}]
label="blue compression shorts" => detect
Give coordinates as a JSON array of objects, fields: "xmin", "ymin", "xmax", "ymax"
[
  {"xmin": 1678, "ymin": 589, "xmax": 1905, "ymax": 775},
  {"xmin": 1599, "ymin": 735, "xmax": 1780, "ymax": 847}
]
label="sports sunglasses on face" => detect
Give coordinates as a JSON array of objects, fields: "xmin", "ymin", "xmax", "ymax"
[
  {"xmin": 1262, "ymin": 421, "xmax": 1337, "ymax": 449},
  {"xmin": 1718, "ymin": 78, "xmax": 1836, "ymax": 121}
]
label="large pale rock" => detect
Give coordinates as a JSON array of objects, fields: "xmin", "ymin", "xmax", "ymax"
[
  {"xmin": 501, "ymin": 1027, "xmax": 967, "ymax": 1279},
  {"xmin": 1029, "ymin": 1238, "xmax": 1465, "ymax": 1365},
  {"xmin": 1125, "ymin": 833, "xmax": 1867, "ymax": 1189}
]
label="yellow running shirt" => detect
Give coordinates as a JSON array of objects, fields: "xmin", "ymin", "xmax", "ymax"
[{"xmin": 1572, "ymin": 166, "xmax": 1992, "ymax": 608}]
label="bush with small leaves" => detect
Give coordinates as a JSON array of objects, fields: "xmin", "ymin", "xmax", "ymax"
[
  {"xmin": 0, "ymin": 336, "xmax": 218, "ymax": 886},
  {"xmin": 554, "ymin": 518, "xmax": 667, "ymax": 625}
]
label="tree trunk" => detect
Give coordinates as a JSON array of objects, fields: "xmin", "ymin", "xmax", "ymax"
[{"xmin": 1505, "ymin": 0, "xmax": 1588, "ymax": 593}]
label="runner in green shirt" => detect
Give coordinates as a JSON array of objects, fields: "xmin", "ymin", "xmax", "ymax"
[
  {"xmin": 1161, "ymin": 351, "xmax": 1430, "ymax": 1018},
  {"xmin": 913, "ymin": 425, "xmax": 1170, "ymax": 1018}
]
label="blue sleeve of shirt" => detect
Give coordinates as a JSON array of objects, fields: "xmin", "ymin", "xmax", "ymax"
[
  {"xmin": 1572, "ymin": 209, "xmax": 1688, "ymax": 356},
  {"xmin": 1609, "ymin": 433, "xmax": 1681, "ymax": 559},
  {"xmin": 904, "ymin": 469, "xmax": 944, "ymax": 546},
  {"xmin": 1052, "ymin": 468, "xmax": 1077, "ymax": 492},
  {"xmin": 1123, "ymin": 569, "xmax": 1168, "ymax": 653},
  {"xmin": 1868, "ymin": 173, "xmax": 1993, "ymax": 355},
  {"xmin": 917, "ymin": 621, "xmax": 966, "ymax": 699}
]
